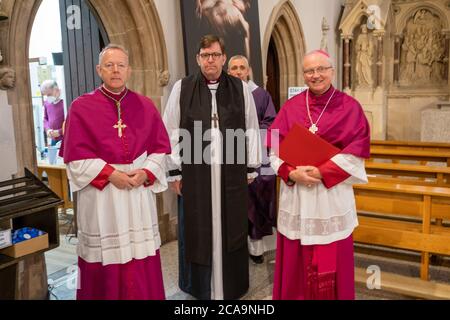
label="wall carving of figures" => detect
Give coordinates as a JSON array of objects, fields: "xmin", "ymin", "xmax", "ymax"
[
  {"xmin": 354, "ymin": 23, "xmax": 374, "ymax": 88},
  {"xmin": 399, "ymin": 8, "xmax": 446, "ymax": 85}
]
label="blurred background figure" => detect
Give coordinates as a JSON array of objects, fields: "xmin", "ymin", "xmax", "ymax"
[{"xmin": 41, "ymin": 79, "xmax": 65, "ymax": 146}]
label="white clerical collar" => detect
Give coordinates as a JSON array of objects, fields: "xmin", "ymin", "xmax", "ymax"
[
  {"xmin": 247, "ymin": 80, "xmax": 259, "ymax": 93},
  {"xmin": 102, "ymin": 84, "xmax": 127, "ymax": 96}
]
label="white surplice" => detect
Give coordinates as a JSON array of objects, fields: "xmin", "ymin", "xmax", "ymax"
[
  {"xmin": 66, "ymin": 152, "xmax": 168, "ymax": 266},
  {"xmin": 270, "ymin": 152, "xmax": 368, "ymax": 245},
  {"xmin": 163, "ymin": 79, "xmax": 261, "ymax": 300}
]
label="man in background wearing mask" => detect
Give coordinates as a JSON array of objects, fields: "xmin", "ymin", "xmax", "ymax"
[{"xmin": 41, "ymin": 79, "xmax": 65, "ymax": 146}]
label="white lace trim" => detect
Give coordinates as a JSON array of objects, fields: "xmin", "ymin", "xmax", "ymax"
[{"xmin": 277, "ymin": 209, "xmax": 358, "ymax": 244}]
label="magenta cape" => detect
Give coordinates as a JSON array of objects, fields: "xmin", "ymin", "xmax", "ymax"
[
  {"xmin": 61, "ymin": 87, "xmax": 171, "ymax": 164},
  {"xmin": 267, "ymin": 86, "xmax": 370, "ymax": 159}
]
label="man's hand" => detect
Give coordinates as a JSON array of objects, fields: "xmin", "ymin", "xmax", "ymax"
[
  {"xmin": 127, "ymin": 169, "xmax": 148, "ymax": 188},
  {"xmin": 288, "ymin": 166, "xmax": 321, "ymax": 187},
  {"xmin": 48, "ymin": 130, "xmax": 60, "ymax": 138},
  {"xmin": 169, "ymin": 180, "xmax": 182, "ymax": 196},
  {"xmin": 247, "ymin": 178, "xmax": 255, "ymax": 185},
  {"xmin": 306, "ymin": 167, "xmax": 322, "ymax": 180},
  {"xmin": 108, "ymin": 170, "xmax": 136, "ymax": 190}
]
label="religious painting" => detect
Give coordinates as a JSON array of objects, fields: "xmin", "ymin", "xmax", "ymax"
[{"xmin": 180, "ymin": 0, "xmax": 264, "ymax": 86}]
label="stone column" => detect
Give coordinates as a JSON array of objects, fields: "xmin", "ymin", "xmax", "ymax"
[
  {"xmin": 443, "ymin": 32, "xmax": 450, "ymax": 81},
  {"xmin": 394, "ymin": 34, "xmax": 402, "ymax": 84},
  {"xmin": 375, "ymin": 32, "xmax": 384, "ymax": 88},
  {"xmin": 342, "ymin": 36, "xmax": 352, "ymax": 91}
]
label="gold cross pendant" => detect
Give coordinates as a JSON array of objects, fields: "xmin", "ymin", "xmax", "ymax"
[{"xmin": 113, "ymin": 119, "xmax": 127, "ymax": 138}]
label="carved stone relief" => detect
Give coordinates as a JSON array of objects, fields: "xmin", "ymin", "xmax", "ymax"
[
  {"xmin": 0, "ymin": 67, "xmax": 15, "ymax": 90},
  {"xmin": 320, "ymin": 17, "xmax": 329, "ymax": 52},
  {"xmin": 399, "ymin": 8, "xmax": 446, "ymax": 85},
  {"xmin": 354, "ymin": 23, "xmax": 375, "ymax": 88}
]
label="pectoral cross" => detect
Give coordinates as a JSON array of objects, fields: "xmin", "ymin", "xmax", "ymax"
[
  {"xmin": 309, "ymin": 124, "xmax": 318, "ymax": 134},
  {"xmin": 114, "ymin": 119, "xmax": 127, "ymax": 138},
  {"xmin": 212, "ymin": 113, "xmax": 219, "ymax": 128}
]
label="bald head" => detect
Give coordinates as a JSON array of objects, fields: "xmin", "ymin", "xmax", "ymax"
[
  {"xmin": 302, "ymin": 50, "xmax": 335, "ymax": 95},
  {"xmin": 303, "ymin": 50, "xmax": 334, "ymax": 68}
]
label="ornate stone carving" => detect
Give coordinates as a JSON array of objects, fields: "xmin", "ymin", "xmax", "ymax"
[
  {"xmin": 320, "ymin": 17, "xmax": 330, "ymax": 52},
  {"xmin": 158, "ymin": 70, "xmax": 170, "ymax": 87},
  {"xmin": 355, "ymin": 24, "xmax": 374, "ymax": 87},
  {"xmin": 399, "ymin": 8, "xmax": 446, "ymax": 85},
  {"xmin": 0, "ymin": 67, "xmax": 15, "ymax": 90}
]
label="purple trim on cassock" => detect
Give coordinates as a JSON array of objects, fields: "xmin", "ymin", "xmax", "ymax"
[
  {"xmin": 272, "ymin": 233, "xmax": 355, "ymax": 300},
  {"xmin": 267, "ymin": 86, "xmax": 370, "ymax": 160},
  {"xmin": 60, "ymin": 87, "xmax": 171, "ymax": 163},
  {"xmin": 77, "ymin": 252, "xmax": 165, "ymax": 300},
  {"xmin": 44, "ymin": 99, "xmax": 65, "ymax": 141}
]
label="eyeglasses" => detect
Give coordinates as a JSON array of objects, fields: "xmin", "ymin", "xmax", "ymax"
[
  {"xmin": 102, "ymin": 63, "xmax": 128, "ymax": 71},
  {"xmin": 303, "ymin": 66, "xmax": 333, "ymax": 76},
  {"xmin": 199, "ymin": 52, "xmax": 223, "ymax": 60}
]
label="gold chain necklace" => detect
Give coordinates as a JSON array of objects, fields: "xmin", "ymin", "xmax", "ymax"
[
  {"xmin": 100, "ymin": 87, "xmax": 129, "ymax": 138},
  {"xmin": 306, "ymin": 88, "xmax": 336, "ymax": 134}
]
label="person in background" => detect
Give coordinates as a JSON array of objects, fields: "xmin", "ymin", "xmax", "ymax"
[
  {"xmin": 228, "ymin": 55, "xmax": 277, "ymax": 264},
  {"xmin": 41, "ymin": 80, "xmax": 65, "ymax": 146}
]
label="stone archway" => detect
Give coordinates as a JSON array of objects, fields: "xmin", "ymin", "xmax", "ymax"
[
  {"xmin": 263, "ymin": 0, "xmax": 306, "ymax": 105},
  {"xmin": 4, "ymin": 0, "xmax": 169, "ymax": 173}
]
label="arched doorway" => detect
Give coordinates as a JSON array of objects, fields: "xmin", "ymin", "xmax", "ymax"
[
  {"xmin": 266, "ymin": 36, "xmax": 280, "ymax": 111},
  {"xmin": 263, "ymin": 0, "xmax": 306, "ymax": 108},
  {"xmin": 6, "ymin": 0, "xmax": 169, "ymax": 173}
]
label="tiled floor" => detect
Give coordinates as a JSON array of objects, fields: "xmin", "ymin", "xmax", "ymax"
[{"xmin": 46, "ymin": 236, "xmax": 439, "ymax": 300}]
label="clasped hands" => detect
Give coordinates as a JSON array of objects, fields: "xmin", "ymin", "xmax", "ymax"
[
  {"xmin": 108, "ymin": 169, "xmax": 148, "ymax": 190},
  {"xmin": 47, "ymin": 129, "xmax": 60, "ymax": 139},
  {"xmin": 288, "ymin": 166, "xmax": 322, "ymax": 187}
]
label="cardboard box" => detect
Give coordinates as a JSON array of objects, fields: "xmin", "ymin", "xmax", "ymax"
[
  {"xmin": 0, "ymin": 229, "xmax": 12, "ymax": 250},
  {"xmin": 0, "ymin": 233, "xmax": 49, "ymax": 258}
]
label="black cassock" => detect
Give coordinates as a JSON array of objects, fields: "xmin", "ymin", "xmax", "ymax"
[{"xmin": 172, "ymin": 72, "xmax": 253, "ymax": 300}]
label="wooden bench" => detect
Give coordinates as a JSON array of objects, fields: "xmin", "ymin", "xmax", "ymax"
[
  {"xmin": 369, "ymin": 147, "xmax": 450, "ymax": 166},
  {"xmin": 353, "ymin": 181, "xmax": 450, "ymax": 281},
  {"xmin": 371, "ymin": 140, "xmax": 450, "ymax": 153},
  {"xmin": 365, "ymin": 162, "xmax": 450, "ymax": 187}
]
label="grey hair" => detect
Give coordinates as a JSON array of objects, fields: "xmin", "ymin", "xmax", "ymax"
[
  {"xmin": 227, "ymin": 55, "xmax": 249, "ymax": 70},
  {"xmin": 303, "ymin": 50, "xmax": 334, "ymax": 68},
  {"xmin": 98, "ymin": 44, "xmax": 130, "ymax": 65},
  {"xmin": 40, "ymin": 79, "xmax": 59, "ymax": 92}
]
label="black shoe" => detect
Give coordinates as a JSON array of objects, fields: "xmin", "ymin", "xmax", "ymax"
[{"xmin": 250, "ymin": 254, "xmax": 264, "ymax": 264}]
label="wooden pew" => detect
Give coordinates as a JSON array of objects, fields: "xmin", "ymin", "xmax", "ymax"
[
  {"xmin": 365, "ymin": 162, "xmax": 450, "ymax": 187},
  {"xmin": 353, "ymin": 181, "xmax": 450, "ymax": 281},
  {"xmin": 369, "ymin": 147, "xmax": 450, "ymax": 166},
  {"xmin": 371, "ymin": 140, "xmax": 450, "ymax": 153}
]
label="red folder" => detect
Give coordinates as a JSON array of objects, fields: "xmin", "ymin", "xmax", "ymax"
[{"xmin": 279, "ymin": 123, "xmax": 340, "ymax": 167}]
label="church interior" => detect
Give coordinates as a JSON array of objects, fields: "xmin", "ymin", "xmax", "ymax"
[{"xmin": 1, "ymin": 0, "xmax": 450, "ymax": 300}]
